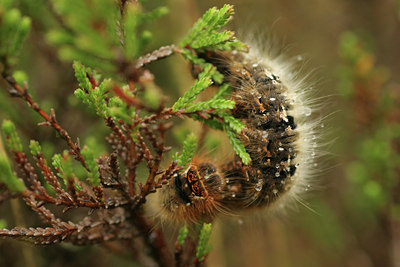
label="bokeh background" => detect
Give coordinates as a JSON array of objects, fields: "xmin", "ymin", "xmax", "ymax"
[{"xmin": 1, "ymin": 0, "xmax": 400, "ymax": 266}]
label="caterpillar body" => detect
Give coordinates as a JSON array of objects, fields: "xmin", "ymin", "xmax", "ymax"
[{"xmin": 152, "ymin": 46, "xmax": 319, "ymax": 223}]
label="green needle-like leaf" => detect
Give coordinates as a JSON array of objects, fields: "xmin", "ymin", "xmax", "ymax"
[
  {"xmin": 177, "ymin": 134, "xmax": 197, "ymax": 167},
  {"xmin": 196, "ymin": 223, "xmax": 213, "ymax": 262}
]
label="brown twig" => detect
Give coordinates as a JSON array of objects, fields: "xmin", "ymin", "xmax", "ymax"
[
  {"xmin": 13, "ymin": 151, "xmax": 49, "ymax": 197},
  {"xmin": 35, "ymin": 153, "xmax": 65, "ymax": 196},
  {"xmin": 135, "ymin": 45, "xmax": 177, "ymax": 69},
  {"xmin": 3, "ymin": 75, "xmax": 90, "ymax": 172}
]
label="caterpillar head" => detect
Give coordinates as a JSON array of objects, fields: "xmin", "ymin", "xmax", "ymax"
[{"xmin": 153, "ymin": 163, "xmax": 226, "ymax": 223}]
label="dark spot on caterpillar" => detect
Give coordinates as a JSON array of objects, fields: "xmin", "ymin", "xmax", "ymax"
[
  {"xmin": 255, "ymin": 75, "xmax": 272, "ymax": 83},
  {"xmin": 260, "ymin": 120, "xmax": 274, "ymax": 130},
  {"xmin": 173, "ymin": 175, "xmax": 191, "ymax": 204},
  {"xmin": 287, "ymin": 115, "xmax": 297, "ymax": 129},
  {"xmin": 271, "ymin": 74, "xmax": 280, "ymax": 81},
  {"xmin": 198, "ymin": 162, "xmax": 217, "ymax": 176},
  {"xmin": 289, "ymin": 165, "xmax": 297, "ymax": 176},
  {"xmin": 277, "ymin": 171, "xmax": 287, "ymax": 179},
  {"xmin": 266, "ymin": 140, "xmax": 273, "ymax": 151}
]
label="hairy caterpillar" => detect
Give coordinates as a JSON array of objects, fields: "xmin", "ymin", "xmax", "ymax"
[{"xmin": 151, "ymin": 44, "xmax": 320, "ymax": 223}]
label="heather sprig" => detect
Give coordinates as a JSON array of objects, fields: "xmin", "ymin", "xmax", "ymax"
[
  {"xmin": 0, "ymin": 135, "xmax": 25, "ymax": 193},
  {"xmin": 172, "ymin": 64, "xmax": 214, "ymax": 112},
  {"xmin": 179, "ymin": 4, "xmax": 247, "ymax": 52},
  {"xmin": 1, "ymin": 120, "xmax": 23, "ymax": 153},
  {"xmin": 73, "ymin": 61, "xmax": 111, "ymax": 119},
  {"xmin": 196, "ymin": 223, "xmax": 213, "ymax": 262},
  {"xmin": 177, "ymin": 225, "xmax": 189, "ymax": 247},
  {"xmin": 45, "ymin": 0, "xmax": 169, "ymax": 69},
  {"xmin": 108, "ymin": 95, "xmax": 136, "ymax": 124},
  {"xmin": 0, "ymin": 4, "xmax": 31, "ymax": 66},
  {"xmin": 29, "ymin": 140, "xmax": 42, "ymax": 156},
  {"xmin": 0, "ymin": 153, "xmax": 25, "ymax": 192},
  {"xmin": 224, "ymin": 125, "xmax": 251, "ymax": 165},
  {"xmin": 176, "ymin": 134, "xmax": 197, "ymax": 167},
  {"xmin": 81, "ymin": 145, "xmax": 100, "ymax": 186},
  {"xmin": 179, "ymin": 49, "xmax": 224, "ymax": 84},
  {"xmin": 51, "ymin": 152, "xmax": 72, "ymax": 180}
]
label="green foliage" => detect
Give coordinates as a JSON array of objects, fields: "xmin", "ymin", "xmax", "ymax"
[
  {"xmin": 29, "ymin": 140, "xmax": 42, "ymax": 156},
  {"xmin": 194, "ymin": 105, "xmax": 250, "ymax": 164},
  {"xmin": 171, "ymin": 64, "xmax": 249, "ymax": 163},
  {"xmin": 0, "ymin": 153, "xmax": 25, "ymax": 193},
  {"xmin": 1, "ymin": 120, "xmax": 23, "ymax": 152},
  {"xmin": 337, "ymin": 32, "xmax": 388, "ymax": 99},
  {"xmin": 180, "ymin": 49, "xmax": 224, "ymax": 84},
  {"xmin": 0, "ymin": 3, "xmax": 31, "ymax": 67},
  {"xmin": 73, "ymin": 61, "xmax": 111, "ymax": 119},
  {"xmin": 214, "ymin": 110, "xmax": 245, "ymax": 133},
  {"xmin": 52, "ymin": 152, "xmax": 73, "ymax": 180},
  {"xmin": 29, "ymin": 140, "xmax": 58, "ymax": 195},
  {"xmin": 185, "ymin": 99, "xmax": 235, "ymax": 113},
  {"xmin": 0, "ymin": 218, "xmax": 6, "ymax": 228},
  {"xmin": 174, "ymin": 5, "xmax": 251, "ymax": 164},
  {"xmin": 139, "ymin": 79, "xmax": 162, "ymax": 109},
  {"xmin": 73, "ymin": 61, "xmax": 137, "ymax": 124},
  {"xmin": 347, "ymin": 124, "xmax": 400, "ymax": 209},
  {"xmin": 0, "ymin": 0, "xmax": 13, "ymax": 10},
  {"xmin": 108, "ymin": 95, "xmax": 135, "ymax": 124},
  {"xmin": 0, "ymin": 132, "xmax": 25, "ymax": 193},
  {"xmin": 52, "ymin": 151, "xmax": 82, "ymax": 191},
  {"xmin": 177, "ymin": 225, "xmax": 189, "ymax": 247},
  {"xmin": 72, "ymin": 61, "xmax": 92, "ymax": 92},
  {"xmin": 179, "ymin": 4, "xmax": 247, "ymax": 52},
  {"xmin": 45, "ymin": 0, "xmax": 168, "ymax": 70},
  {"xmin": 224, "ymin": 125, "xmax": 251, "ymax": 165},
  {"xmin": 172, "ymin": 64, "xmax": 214, "ymax": 111},
  {"xmin": 46, "ymin": 0, "xmax": 118, "ymax": 70},
  {"xmin": 81, "ymin": 145, "xmax": 100, "ymax": 186},
  {"xmin": 140, "ymin": 6, "xmax": 169, "ymax": 24},
  {"xmin": 196, "ymin": 223, "xmax": 213, "ymax": 262},
  {"xmin": 339, "ymin": 32, "xmax": 368, "ymax": 64},
  {"xmin": 176, "ymin": 134, "xmax": 197, "ymax": 167},
  {"xmin": 122, "ymin": 3, "xmax": 169, "ymax": 60},
  {"xmin": 51, "ymin": 154, "xmax": 63, "ymax": 177},
  {"xmin": 178, "ymin": 5, "xmax": 248, "ymax": 83},
  {"xmin": 12, "ymin": 70, "xmax": 28, "ymax": 87},
  {"xmin": 190, "ymin": 114, "xmax": 223, "ymax": 131},
  {"xmin": 210, "ymin": 83, "xmax": 231, "ymax": 100},
  {"xmin": 338, "ymin": 31, "xmax": 400, "ymax": 210},
  {"xmin": 123, "ymin": 3, "xmax": 140, "ymax": 60}
]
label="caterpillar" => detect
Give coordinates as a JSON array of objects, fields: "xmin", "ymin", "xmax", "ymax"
[{"xmin": 150, "ymin": 44, "xmax": 320, "ymax": 223}]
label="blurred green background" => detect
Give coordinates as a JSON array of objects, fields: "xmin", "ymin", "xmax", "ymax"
[{"xmin": 1, "ymin": 0, "xmax": 400, "ymax": 266}]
